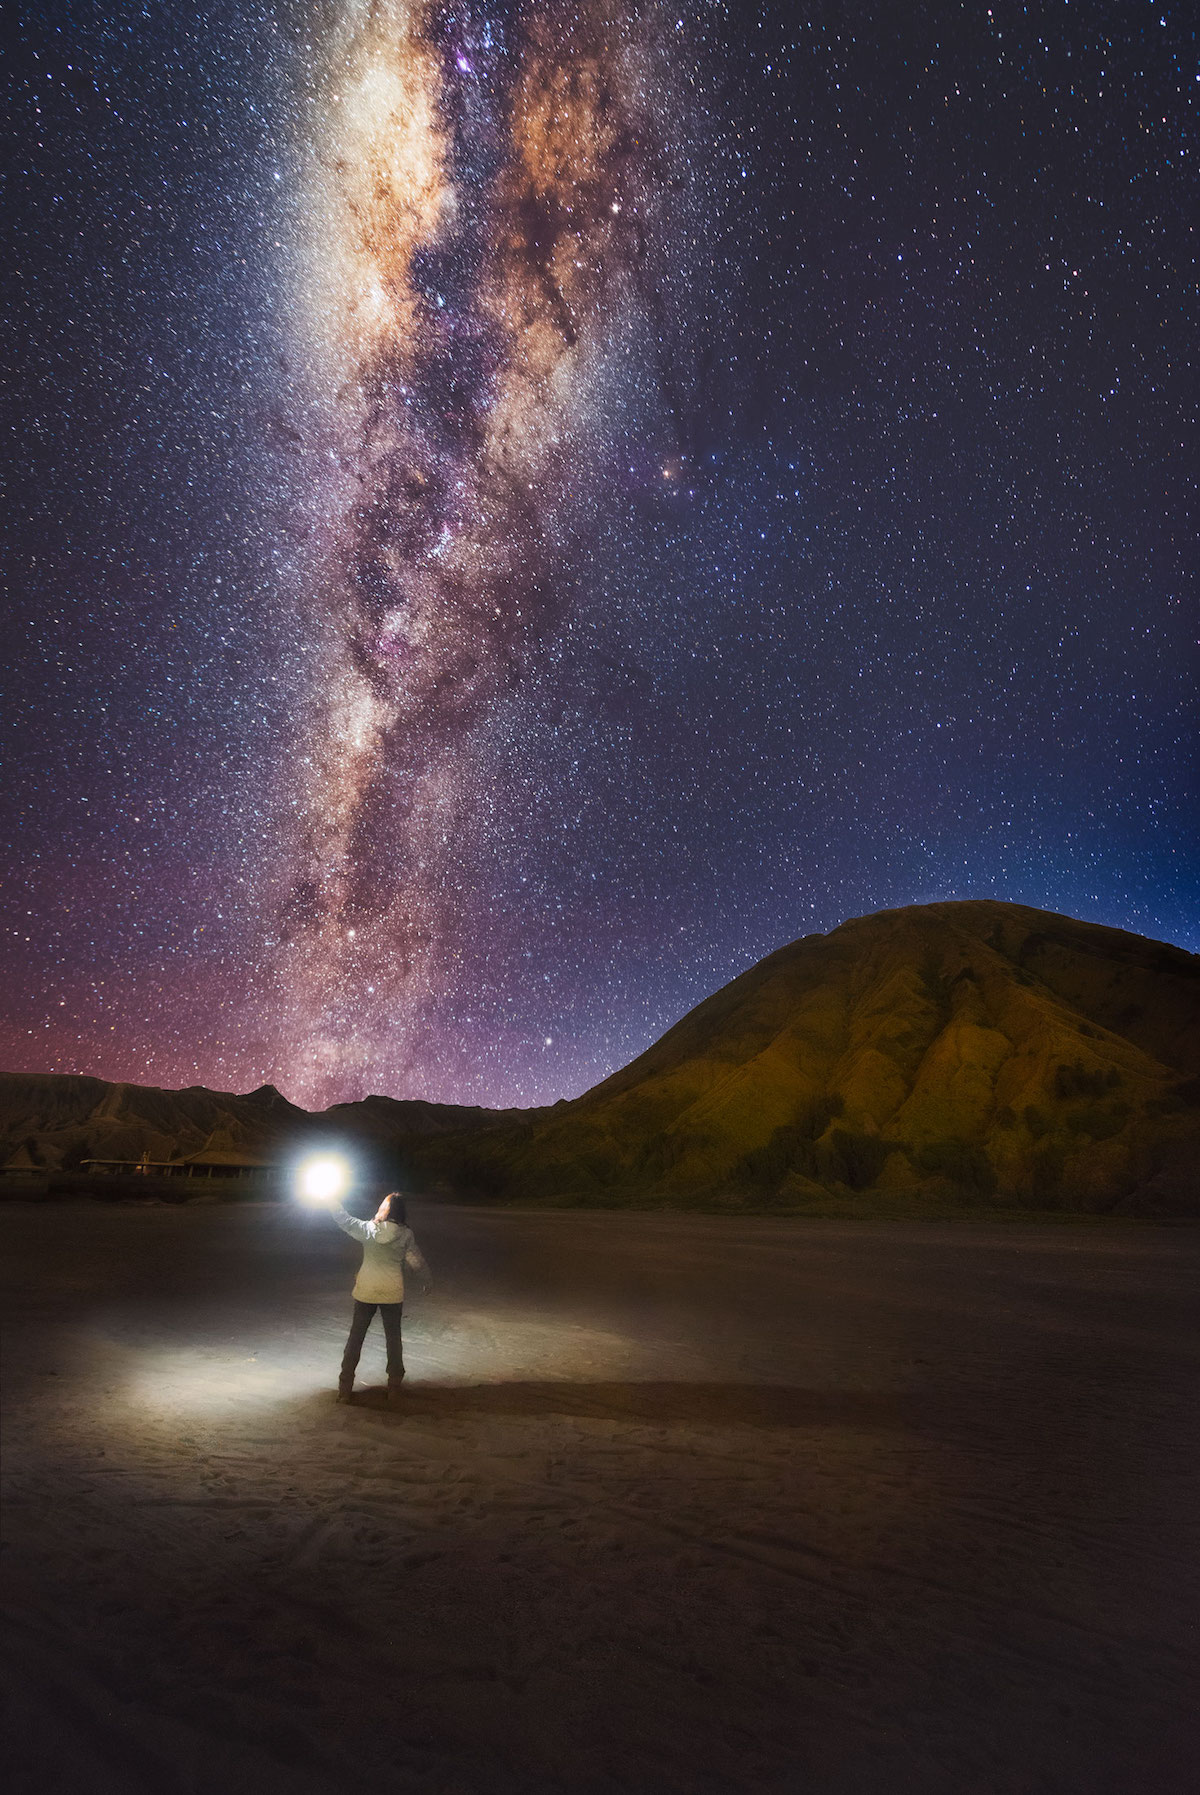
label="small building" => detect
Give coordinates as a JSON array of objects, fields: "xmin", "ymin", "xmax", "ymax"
[
  {"xmin": 81, "ymin": 1154, "xmax": 171, "ymax": 1176},
  {"xmin": 82, "ymin": 1150, "xmax": 277, "ymax": 1181},
  {"xmin": 169, "ymin": 1147, "xmax": 277, "ymax": 1181},
  {"xmin": 3, "ymin": 1142, "xmax": 45, "ymax": 1176}
]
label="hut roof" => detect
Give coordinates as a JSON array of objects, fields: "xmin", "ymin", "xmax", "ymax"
[{"xmin": 171, "ymin": 1147, "xmax": 275, "ymax": 1168}]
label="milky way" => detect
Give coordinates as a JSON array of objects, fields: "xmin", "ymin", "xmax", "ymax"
[
  {"xmin": 275, "ymin": 2, "xmax": 674, "ymax": 1104},
  {"xmin": 5, "ymin": 1, "xmax": 1196, "ymax": 1109}
]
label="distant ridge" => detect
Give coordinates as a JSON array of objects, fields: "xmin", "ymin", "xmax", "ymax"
[
  {"xmin": 0, "ymin": 1073, "xmax": 496, "ymax": 1181},
  {"xmin": 3, "ymin": 902, "xmax": 1198, "ymax": 1214}
]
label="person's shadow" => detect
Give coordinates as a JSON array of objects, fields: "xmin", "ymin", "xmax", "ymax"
[{"xmin": 334, "ymin": 1382, "xmax": 904, "ymax": 1428}]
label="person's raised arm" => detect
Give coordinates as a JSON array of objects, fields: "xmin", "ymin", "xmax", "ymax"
[{"xmin": 330, "ymin": 1202, "xmax": 374, "ymax": 1243}]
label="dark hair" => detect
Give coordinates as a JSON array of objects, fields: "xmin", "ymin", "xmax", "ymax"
[{"xmin": 381, "ymin": 1191, "xmax": 406, "ymax": 1226}]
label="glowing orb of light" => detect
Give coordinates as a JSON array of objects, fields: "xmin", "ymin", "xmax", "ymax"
[{"xmin": 297, "ymin": 1155, "xmax": 350, "ymax": 1207}]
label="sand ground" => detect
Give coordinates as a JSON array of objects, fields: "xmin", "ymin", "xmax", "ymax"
[{"xmin": 1, "ymin": 1201, "xmax": 1197, "ymax": 1793}]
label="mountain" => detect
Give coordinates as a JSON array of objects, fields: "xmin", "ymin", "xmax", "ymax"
[
  {"xmin": 415, "ymin": 901, "xmax": 1200, "ymax": 1214},
  {"xmin": 0, "ymin": 1074, "xmax": 495, "ymax": 1180},
  {"xmin": 3, "ymin": 902, "xmax": 1197, "ymax": 1213}
]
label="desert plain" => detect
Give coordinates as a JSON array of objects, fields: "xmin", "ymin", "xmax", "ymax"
[{"xmin": 2, "ymin": 1199, "xmax": 1197, "ymax": 1792}]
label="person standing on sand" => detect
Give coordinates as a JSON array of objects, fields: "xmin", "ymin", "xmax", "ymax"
[{"xmin": 329, "ymin": 1192, "xmax": 432, "ymax": 1405}]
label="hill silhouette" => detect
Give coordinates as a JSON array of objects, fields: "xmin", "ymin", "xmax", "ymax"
[
  {"xmin": 417, "ymin": 901, "xmax": 1200, "ymax": 1214},
  {"xmin": 3, "ymin": 903, "xmax": 1197, "ymax": 1213}
]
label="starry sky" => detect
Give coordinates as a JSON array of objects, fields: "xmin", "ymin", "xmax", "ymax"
[{"xmin": 5, "ymin": 1, "xmax": 1196, "ymax": 1110}]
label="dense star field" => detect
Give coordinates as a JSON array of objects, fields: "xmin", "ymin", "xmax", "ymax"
[{"xmin": 4, "ymin": 1, "xmax": 1196, "ymax": 1108}]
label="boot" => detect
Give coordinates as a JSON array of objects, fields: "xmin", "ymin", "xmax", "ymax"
[
  {"xmin": 337, "ymin": 1376, "xmax": 354, "ymax": 1403},
  {"xmin": 387, "ymin": 1374, "xmax": 405, "ymax": 1409}
]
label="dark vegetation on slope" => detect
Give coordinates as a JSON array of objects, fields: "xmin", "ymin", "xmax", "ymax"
[{"xmin": 3, "ymin": 904, "xmax": 1197, "ymax": 1215}]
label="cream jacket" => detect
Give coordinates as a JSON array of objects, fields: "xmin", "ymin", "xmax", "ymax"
[{"xmin": 331, "ymin": 1204, "xmax": 431, "ymax": 1304}]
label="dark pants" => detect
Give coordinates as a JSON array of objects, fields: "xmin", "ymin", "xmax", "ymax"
[{"xmin": 340, "ymin": 1299, "xmax": 404, "ymax": 1385}]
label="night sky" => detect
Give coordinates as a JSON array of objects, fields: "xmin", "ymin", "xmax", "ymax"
[{"xmin": 5, "ymin": 1, "xmax": 1196, "ymax": 1110}]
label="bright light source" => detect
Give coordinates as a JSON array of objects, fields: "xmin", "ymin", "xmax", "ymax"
[{"xmin": 297, "ymin": 1155, "xmax": 349, "ymax": 1206}]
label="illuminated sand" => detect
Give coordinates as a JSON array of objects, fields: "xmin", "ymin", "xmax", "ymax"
[{"xmin": 3, "ymin": 1203, "xmax": 1197, "ymax": 1792}]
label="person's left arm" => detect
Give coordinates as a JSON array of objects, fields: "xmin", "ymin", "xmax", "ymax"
[{"xmin": 404, "ymin": 1234, "xmax": 433, "ymax": 1290}]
